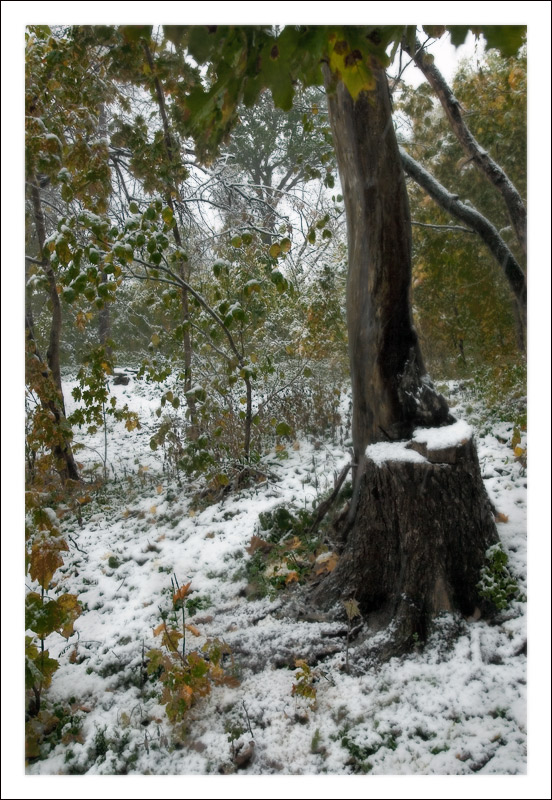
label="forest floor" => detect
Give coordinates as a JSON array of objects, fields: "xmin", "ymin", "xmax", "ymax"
[{"xmin": 24, "ymin": 374, "xmax": 529, "ymax": 779}]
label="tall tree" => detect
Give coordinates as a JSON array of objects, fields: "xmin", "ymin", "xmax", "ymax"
[
  {"xmin": 25, "ymin": 26, "xmax": 114, "ymax": 482},
  {"xmin": 165, "ymin": 24, "xmax": 524, "ymax": 654}
]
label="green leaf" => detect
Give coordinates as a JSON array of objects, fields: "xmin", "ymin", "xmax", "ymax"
[
  {"xmin": 163, "ymin": 25, "xmax": 187, "ymax": 47},
  {"xmin": 186, "ymin": 25, "xmax": 219, "ymax": 64},
  {"xmin": 212, "ymin": 260, "xmax": 227, "ymax": 278},
  {"xmin": 243, "ymin": 279, "xmax": 261, "ymax": 296},
  {"xmin": 275, "ymin": 421, "xmax": 292, "ymax": 437},
  {"xmin": 26, "ymin": 594, "xmax": 61, "ymax": 639},
  {"xmin": 162, "ymin": 206, "xmax": 174, "ymax": 225},
  {"xmin": 269, "ymin": 243, "xmax": 281, "ymax": 258},
  {"xmin": 477, "ymin": 26, "xmax": 526, "ymax": 57},
  {"xmin": 119, "ymin": 25, "xmax": 153, "ymax": 43},
  {"xmin": 61, "ymin": 183, "xmax": 73, "ymax": 202},
  {"xmin": 422, "ymin": 25, "xmax": 446, "ymax": 40}
]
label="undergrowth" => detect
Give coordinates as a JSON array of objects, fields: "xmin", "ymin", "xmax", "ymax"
[{"xmin": 147, "ymin": 578, "xmax": 238, "ymax": 740}]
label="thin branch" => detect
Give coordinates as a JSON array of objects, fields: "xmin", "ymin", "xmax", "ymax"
[
  {"xmin": 401, "ymin": 147, "xmax": 526, "ymax": 335},
  {"xmin": 411, "ymin": 221, "xmax": 476, "ymax": 234}
]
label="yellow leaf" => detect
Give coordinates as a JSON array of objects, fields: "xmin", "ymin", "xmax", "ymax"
[
  {"xmin": 56, "ymin": 593, "xmax": 82, "ymax": 639},
  {"xmin": 514, "ymin": 445, "xmax": 525, "ymax": 458},
  {"xmin": 29, "ymin": 538, "xmax": 68, "ymax": 589},
  {"xmin": 343, "ymin": 598, "xmax": 361, "ymax": 620},
  {"xmin": 178, "ymin": 684, "xmax": 194, "ymax": 706},
  {"xmin": 315, "ymin": 552, "xmax": 339, "ymax": 575},
  {"xmin": 288, "ymin": 536, "xmax": 303, "ymax": 551},
  {"xmin": 156, "ymin": 485, "xmax": 163, "ymax": 494},
  {"xmin": 150, "ymin": 505, "xmax": 157, "ymax": 515}
]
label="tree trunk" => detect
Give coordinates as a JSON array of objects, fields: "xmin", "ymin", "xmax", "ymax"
[
  {"xmin": 315, "ymin": 66, "xmax": 497, "ymax": 653},
  {"xmin": 28, "ymin": 180, "xmax": 80, "ymax": 483},
  {"xmin": 324, "ymin": 68, "xmax": 450, "ymax": 465},
  {"xmin": 312, "ymin": 437, "xmax": 498, "ymax": 654},
  {"xmin": 98, "ymin": 271, "xmax": 113, "ymax": 361}
]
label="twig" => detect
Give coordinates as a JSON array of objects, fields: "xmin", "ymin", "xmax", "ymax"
[
  {"xmin": 68, "ymin": 535, "xmax": 87, "ymax": 554},
  {"xmin": 242, "ymin": 700, "xmax": 254, "ymax": 739},
  {"xmin": 309, "ymin": 462, "xmax": 352, "ymax": 535}
]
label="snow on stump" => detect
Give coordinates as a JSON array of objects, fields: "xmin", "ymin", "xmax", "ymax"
[{"xmin": 311, "ymin": 422, "xmax": 498, "ymax": 657}]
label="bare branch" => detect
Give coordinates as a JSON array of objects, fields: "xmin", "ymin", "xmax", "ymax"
[{"xmin": 405, "ymin": 36, "xmax": 527, "ymax": 256}]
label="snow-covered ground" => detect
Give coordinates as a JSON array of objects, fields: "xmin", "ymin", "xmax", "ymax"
[{"xmin": 14, "ymin": 372, "xmax": 549, "ymax": 795}]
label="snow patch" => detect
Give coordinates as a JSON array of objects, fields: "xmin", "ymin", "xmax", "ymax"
[
  {"xmin": 366, "ymin": 441, "xmax": 427, "ymax": 465},
  {"xmin": 412, "ymin": 419, "xmax": 472, "ymax": 450}
]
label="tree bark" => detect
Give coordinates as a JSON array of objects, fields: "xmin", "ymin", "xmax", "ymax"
[
  {"xmin": 316, "ymin": 66, "xmax": 498, "ymax": 653},
  {"xmin": 324, "ymin": 67, "xmax": 450, "ymax": 462},
  {"xmin": 311, "ymin": 438, "xmax": 498, "ymax": 655}
]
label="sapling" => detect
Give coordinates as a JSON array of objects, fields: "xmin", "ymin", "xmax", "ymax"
[{"xmin": 343, "ymin": 598, "xmax": 361, "ymax": 674}]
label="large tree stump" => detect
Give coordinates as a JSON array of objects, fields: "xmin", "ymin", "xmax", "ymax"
[{"xmin": 311, "ymin": 426, "xmax": 498, "ymax": 655}]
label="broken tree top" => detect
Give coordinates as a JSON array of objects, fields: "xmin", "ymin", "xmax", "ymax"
[{"xmin": 366, "ymin": 420, "xmax": 473, "ymax": 466}]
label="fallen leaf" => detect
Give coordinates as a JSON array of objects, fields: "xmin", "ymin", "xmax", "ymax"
[
  {"xmin": 246, "ymin": 535, "xmax": 273, "ymax": 555},
  {"xmin": 234, "ymin": 740, "xmax": 255, "ymax": 769},
  {"xmin": 495, "ymin": 512, "xmax": 509, "ymax": 523},
  {"xmin": 315, "ymin": 552, "xmax": 339, "ymax": 575}
]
